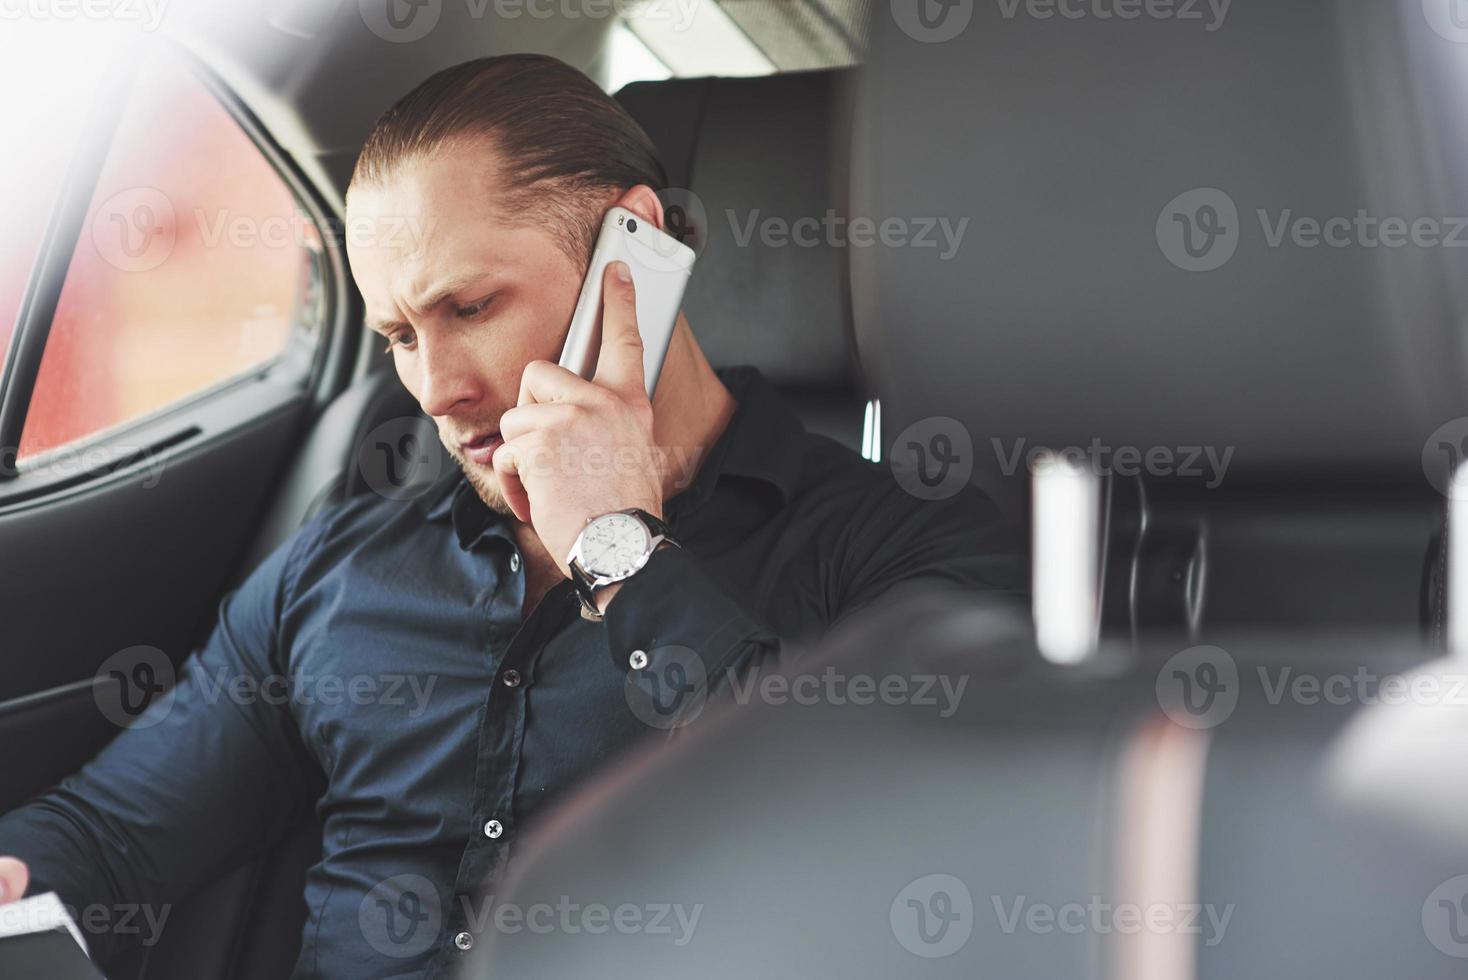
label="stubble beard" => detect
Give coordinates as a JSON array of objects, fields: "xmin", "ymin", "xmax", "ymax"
[{"xmin": 442, "ymin": 439, "xmax": 516, "ymax": 517}]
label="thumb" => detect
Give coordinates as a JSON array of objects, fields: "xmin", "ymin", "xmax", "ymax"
[{"xmin": 0, "ymin": 856, "xmax": 30, "ymax": 904}]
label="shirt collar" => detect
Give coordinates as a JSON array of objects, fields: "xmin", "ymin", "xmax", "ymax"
[
  {"xmin": 423, "ymin": 471, "xmax": 510, "ymax": 552},
  {"xmin": 423, "ymin": 366, "xmax": 804, "ymax": 549},
  {"xmin": 666, "ymin": 366, "xmax": 804, "ymax": 517}
]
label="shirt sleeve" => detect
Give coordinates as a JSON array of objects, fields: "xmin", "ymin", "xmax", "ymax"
[
  {"xmin": 602, "ymin": 481, "xmax": 1026, "ymax": 707},
  {"xmin": 602, "ymin": 544, "xmax": 783, "ymax": 698},
  {"xmin": 835, "ymin": 481, "xmax": 1028, "ymax": 624},
  {"xmin": 0, "ymin": 529, "xmax": 325, "ymax": 964}
]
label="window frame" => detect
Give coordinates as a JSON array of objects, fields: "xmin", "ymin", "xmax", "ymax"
[{"xmin": 0, "ymin": 38, "xmax": 356, "ymax": 510}]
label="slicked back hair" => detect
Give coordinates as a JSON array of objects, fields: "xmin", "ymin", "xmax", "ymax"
[{"xmin": 349, "ymin": 53, "xmax": 667, "ymax": 264}]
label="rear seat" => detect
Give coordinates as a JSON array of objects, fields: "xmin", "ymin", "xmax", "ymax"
[
  {"xmin": 617, "ymin": 68, "xmax": 866, "ymax": 448},
  {"xmin": 105, "ymin": 65, "xmax": 868, "ymax": 980}
]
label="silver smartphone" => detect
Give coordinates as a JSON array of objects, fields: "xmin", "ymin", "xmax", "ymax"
[{"xmin": 557, "ymin": 206, "xmax": 696, "ymax": 398}]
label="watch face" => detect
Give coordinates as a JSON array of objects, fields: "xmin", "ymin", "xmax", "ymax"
[{"xmin": 580, "ymin": 512, "xmax": 652, "ymax": 579}]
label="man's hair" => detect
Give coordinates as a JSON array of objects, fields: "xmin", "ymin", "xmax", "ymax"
[{"xmin": 349, "ymin": 53, "xmax": 667, "ymax": 263}]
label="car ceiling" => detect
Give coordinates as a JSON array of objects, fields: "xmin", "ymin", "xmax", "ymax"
[{"xmin": 166, "ymin": 0, "xmax": 619, "ymax": 210}]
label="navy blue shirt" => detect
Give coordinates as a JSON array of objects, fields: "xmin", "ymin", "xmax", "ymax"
[{"xmin": 0, "ymin": 367, "xmax": 1022, "ymax": 978}]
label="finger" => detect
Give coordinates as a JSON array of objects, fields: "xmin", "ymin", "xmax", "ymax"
[
  {"xmin": 498, "ymin": 402, "xmax": 584, "ymax": 443},
  {"xmin": 0, "ymin": 857, "xmax": 29, "ymax": 904},
  {"xmin": 518, "ymin": 359, "xmax": 593, "ymax": 408},
  {"xmin": 592, "ymin": 260, "xmax": 646, "ymax": 399},
  {"xmin": 490, "ymin": 441, "xmax": 532, "ymax": 524}
]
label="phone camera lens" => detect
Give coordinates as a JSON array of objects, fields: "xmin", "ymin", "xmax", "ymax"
[{"xmin": 625, "ymin": 218, "xmax": 638, "ymax": 234}]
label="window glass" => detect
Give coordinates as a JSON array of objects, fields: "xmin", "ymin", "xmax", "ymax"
[
  {"xmin": 18, "ymin": 46, "xmax": 324, "ymax": 462},
  {"xmin": 0, "ymin": 24, "xmax": 109, "ymax": 386}
]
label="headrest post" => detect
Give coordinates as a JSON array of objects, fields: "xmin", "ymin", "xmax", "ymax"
[
  {"xmin": 1449, "ymin": 462, "xmax": 1468, "ymax": 659},
  {"xmin": 1032, "ymin": 451, "xmax": 1101, "ymax": 665},
  {"xmin": 861, "ymin": 399, "xmax": 882, "ymax": 463}
]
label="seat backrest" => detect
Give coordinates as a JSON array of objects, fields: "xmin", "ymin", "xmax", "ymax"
[
  {"xmin": 467, "ymin": 596, "xmax": 1467, "ymax": 980},
  {"xmin": 617, "ymin": 69, "xmax": 866, "ymax": 448},
  {"xmin": 848, "ymin": 0, "xmax": 1468, "ymax": 639},
  {"xmin": 234, "ymin": 368, "xmax": 438, "ymax": 576}
]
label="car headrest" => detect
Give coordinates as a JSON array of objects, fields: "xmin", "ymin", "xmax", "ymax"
[
  {"xmin": 617, "ymin": 69, "xmax": 861, "ymax": 397},
  {"xmin": 465, "ymin": 594, "xmax": 1466, "ymax": 980},
  {"xmin": 852, "ymin": 0, "xmax": 1468, "ymax": 481}
]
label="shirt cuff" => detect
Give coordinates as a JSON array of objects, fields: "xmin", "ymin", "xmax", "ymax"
[{"xmin": 602, "ymin": 545, "xmax": 778, "ymax": 683}]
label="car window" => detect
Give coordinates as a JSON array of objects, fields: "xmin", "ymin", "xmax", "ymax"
[
  {"xmin": 0, "ymin": 28, "xmax": 106, "ymax": 389},
  {"xmin": 16, "ymin": 47, "xmax": 325, "ymax": 463}
]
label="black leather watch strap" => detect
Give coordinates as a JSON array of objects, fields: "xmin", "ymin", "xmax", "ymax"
[{"xmin": 629, "ymin": 508, "xmax": 678, "ymax": 548}]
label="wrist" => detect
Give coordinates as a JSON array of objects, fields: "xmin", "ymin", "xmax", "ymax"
[{"xmin": 592, "ymin": 581, "xmax": 623, "ymax": 616}]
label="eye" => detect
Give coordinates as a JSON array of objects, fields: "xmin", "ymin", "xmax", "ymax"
[
  {"xmin": 455, "ymin": 294, "xmax": 496, "ymax": 320},
  {"xmin": 383, "ymin": 328, "xmax": 417, "ymax": 353}
]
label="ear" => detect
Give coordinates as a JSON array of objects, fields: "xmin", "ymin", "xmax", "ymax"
[{"xmin": 611, "ymin": 184, "xmax": 665, "ymax": 230}]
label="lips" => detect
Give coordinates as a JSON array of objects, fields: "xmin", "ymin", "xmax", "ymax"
[{"xmin": 461, "ymin": 432, "xmax": 503, "ymax": 467}]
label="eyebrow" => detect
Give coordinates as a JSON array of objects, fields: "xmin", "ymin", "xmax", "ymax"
[{"xmin": 367, "ymin": 273, "xmax": 493, "ymax": 333}]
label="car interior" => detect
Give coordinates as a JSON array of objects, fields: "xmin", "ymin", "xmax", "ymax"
[{"xmin": 3, "ymin": 0, "xmax": 1468, "ymax": 977}]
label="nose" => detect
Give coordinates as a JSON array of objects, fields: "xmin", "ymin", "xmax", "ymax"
[{"xmin": 411, "ymin": 334, "xmax": 482, "ymax": 419}]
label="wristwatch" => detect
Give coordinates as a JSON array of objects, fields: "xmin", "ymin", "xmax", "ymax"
[{"xmin": 566, "ymin": 508, "xmax": 679, "ymax": 621}]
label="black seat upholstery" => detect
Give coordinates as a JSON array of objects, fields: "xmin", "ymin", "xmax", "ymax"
[
  {"xmin": 453, "ymin": 12, "xmax": 1468, "ymax": 973},
  {"xmin": 849, "ymin": 0, "xmax": 1468, "ymax": 640},
  {"xmin": 234, "ymin": 369, "xmax": 438, "ymax": 574},
  {"xmin": 467, "ymin": 595, "xmax": 1466, "ymax": 980},
  {"xmin": 617, "ymin": 70, "xmax": 866, "ymax": 448},
  {"xmin": 108, "ymin": 66, "xmax": 868, "ymax": 980}
]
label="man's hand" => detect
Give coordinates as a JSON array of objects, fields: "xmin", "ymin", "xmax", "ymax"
[
  {"xmin": 493, "ymin": 260, "xmax": 665, "ymax": 576},
  {"xmin": 0, "ymin": 856, "xmax": 28, "ymax": 903}
]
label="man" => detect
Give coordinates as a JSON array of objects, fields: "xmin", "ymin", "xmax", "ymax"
[{"xmin": 0, "ymin": 54, "xmax": 1021, "ymax": 977}]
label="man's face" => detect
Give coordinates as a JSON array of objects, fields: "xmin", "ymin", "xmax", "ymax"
[{"xmin": 346, "ymin": 143, "xmax": 586, "ymax": 512}]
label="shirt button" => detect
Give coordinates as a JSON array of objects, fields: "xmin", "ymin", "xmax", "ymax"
[
  {"xmin": 484, "ymin": 819, "xmax": 503, "ymax": 839},
  {"xmin": 454, "ymin": 931, "xmax": 474, "ymax": 951},
  {"xmin": 509, "ymin": 553, "xmax": 521, "ymax": 573},
  {"xmin": 629, "ymin": 649, "xmax": 649, "ymax": 670},
  {"xmin": 502, "ymin": 669, "xmax": 521, "ymax": 688}
]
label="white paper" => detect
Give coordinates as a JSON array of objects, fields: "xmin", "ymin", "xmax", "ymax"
[{"xmin": 0, "ymin": 891, "xmax": 90, "ymax": 956}]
